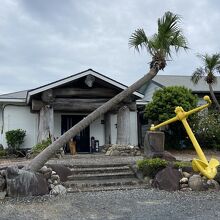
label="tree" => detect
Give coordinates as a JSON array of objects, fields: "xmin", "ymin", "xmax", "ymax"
[
  {"xmin": 191, "ymin": 53, "xmax": 220, "ymax": 111},
  {"xmin": 27, "ymin": 11, "xmax": 188, "ymax": 172},
  {"xmin": 144, "ymin": 86, "xmax": 198, "ymax": 148}
]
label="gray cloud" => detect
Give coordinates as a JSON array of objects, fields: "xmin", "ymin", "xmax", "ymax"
[{"xmin": 0, "ymin": 0, "xmax": 220, "ymax": 94}]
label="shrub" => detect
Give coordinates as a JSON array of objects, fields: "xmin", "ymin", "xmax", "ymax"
[
  {"xmin": 31, "ymin": 138, "xmax": 52, "ymax": 155},
  {"xmin": 0, "ymin": 149, "xmax": 7, "ymax": 157},
  {"xmin": 137, "ymin": 158, "xmax": 168, "ymax": 178},
  {"xmin": 144, "ymin": 86, "xmax": 198, "ymax": 149},
  {"xmin": 173, "ymin": 161, "xmax": 192, "ymax": 169},
  {"xmin": 191, "ymin": 110, "xmax": 220, "ymax": 150},
  {"xmin": 5, "ymin": 129, "xmax": 26, "ymax": 154}
]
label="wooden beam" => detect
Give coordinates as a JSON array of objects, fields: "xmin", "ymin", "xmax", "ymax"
[
  {"xmin": 41, "ymin": 89, "xmax": 54, "ymax": 103},
  {"xmin": 53, "ymin": 88, "xmax": 118, "ymax": 98},
  {"xmin": 32, "ymin": 99, "xmax": 44, "ymax": 111}
]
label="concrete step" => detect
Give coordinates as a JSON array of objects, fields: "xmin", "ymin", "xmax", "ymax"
[
  {"xmin": 64, "ymin": 177, "xmax": 143, "ymax": 188},
  {"xmin": 70, "ymin": 166, "xmax": 131, "ymax": 175},
  {"xmin": 65, "ymin": 163, "xmax": 130, "ymax": 169},
  {"xmin": 67, "ymin": 171, "xmax": 135, "ymax": 181},
  {"xmin": 67, "ymin": 184, "xmax": 148, "ymax": 193}
]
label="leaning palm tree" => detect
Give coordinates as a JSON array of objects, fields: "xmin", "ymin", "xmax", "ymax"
[
  {"xmin": 27, "ymin": 11, "xmax": 188, "ymax": 172},
  {"xmin": 191, "ymin": 53, "xmax": 220, "ymax": 111}
]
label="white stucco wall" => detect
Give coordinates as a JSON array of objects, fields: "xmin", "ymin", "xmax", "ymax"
[
  {"xmin": 90, "ymin": 116, "xmax": 105, "ymax": 146},
  {"xmin": 0, "ymin": 105, "xmax": 38, "ymax": 149}
]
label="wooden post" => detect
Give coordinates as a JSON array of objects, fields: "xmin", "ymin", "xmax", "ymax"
[
  {"xmin": 38, "ymin": 105, "xmax": 54, "ymax": 143},
  {"xmin": 116, "ymin": 106, "xmax": 130, "ymax": 145},
  {"xmin": 104, "ymin": 113, "xmax": 111, "ymax": 144}
]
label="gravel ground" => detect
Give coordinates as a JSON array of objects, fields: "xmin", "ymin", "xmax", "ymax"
[{"xmin": 1, "ymin": 188, "xmax": 220, "ymax": 220}]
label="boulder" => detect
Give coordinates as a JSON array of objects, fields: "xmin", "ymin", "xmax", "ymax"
[
  {"xmin": 0, "ymin": 191, "xmax": 6, "ymax": 200},
  {"xmin": 182, "ymin": 172, "xmax": 191, "ymax": 179},
  {"xmin": 47, "ymin": 164, "xmax": 72, "ymax": 182},
  {"xmin": 6, "ymin": 166, "xmax": 49, "ymax": 197},
  {"xmin": 188, "ymin": 175, "xmax": 205, "ymax": 191},
  {"xmin": 152, "ymin": 151, "xmax": 176, "ymax": 162},
  {"xmin": 0, "ymin": 175, "xmax": 6, "ymax": 191},
  {"xmin": 50, "ymin": 185, "xmax": 67, "ymax": 196},
  {"xmin": 207, "ymin": 179, "xmax": 220, "ymax": 191},
  {"xmin": 152, "ymin": 166, "xmax": 182, "ymax": 191}
]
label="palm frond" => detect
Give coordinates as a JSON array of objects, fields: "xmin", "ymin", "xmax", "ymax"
[
  {"xmin": 129, "ymin": 29, "xmax": 148, "ymax": 53},
  {"xmin": 191, "ymin": 67, "xmax": 205, "ymax": 84}
]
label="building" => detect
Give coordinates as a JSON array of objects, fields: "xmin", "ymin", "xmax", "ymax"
[{"xmin": 0, "ymin": 69, "xmax": 143, "ymax": 152}]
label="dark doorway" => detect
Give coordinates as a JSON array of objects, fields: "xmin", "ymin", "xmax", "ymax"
[{"xmin": 61, "ymin": 115, "xmax": 90, "ymax": 153}]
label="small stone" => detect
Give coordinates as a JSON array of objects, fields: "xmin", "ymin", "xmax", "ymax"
[
  {"xmin": 52, "ymin": 171, "xmax": 56, "ymax": 175},
  {"xmin": 53, "ymin": 180, "xmax": 59, "ymax": 185},
  {"xmin": 51, "ymin": 175, "xmax": 59, "ymax": 181},
  {"xmin": 180, "ymin": 177, "xmax": 188, "ymax": 184},
  {"xmin": 121, "ymin": 153, "xmax": 129, "ymax": 156},
  {"xmin": 40, "ymin": 166, "xmax": 48, "ymax": 174},
  {"xmin": 48, "ymin": 179, "xmax": 52, "ymax": 184},
  {"xmin": 0, "ymin": 191, "xmax": 6, "ymax": 200},
  {"xmin": 180, "ymin": 187, "xmax": 192, "ymax": 192},
  {"xmin": 49, "ymin": 184, "xmax": 55, "ymax": 190},
  {"xmin": 207, "ymin": 179, "xmax": 220, "ymax": 191},
  {"xmin": 44, "ymin": 171, "xmax": 52, "ymax": 180},
  {"xmin": 50, "ymin": 185, "xmax": 67, "ymax": 196},
  {"xmin": 136, "ymin": 151, "xmax": 141, "ymax": 156},
  {"xmin": 111, "ymin": 150, "xmax": 120, "ymax": 156},
  {"xmin": 182, "ymin": 172, "xmax": 191, "ymax": 178},
  {"xmin": 180, "ymin": 183, "xmax": 189, "ymax": 189},
  {"xmin": 144, "ymin": 176, "xmax": 151, "ymax": 184}
]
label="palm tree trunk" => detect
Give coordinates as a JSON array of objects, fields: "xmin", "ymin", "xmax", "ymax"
[
  {"xmin": 27, "ymin": 68, "xmax": 158, "ymax": 172},
  {"xmin": 208, "ymin": 84, "xmax": 220, "ymax": 111}
]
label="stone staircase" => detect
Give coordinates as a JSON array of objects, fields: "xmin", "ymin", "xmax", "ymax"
[{"xmin": 63, "ymin": 163, "xmax": 146, "ymax": 193}]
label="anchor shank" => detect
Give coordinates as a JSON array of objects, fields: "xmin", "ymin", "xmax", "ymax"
[
  {"xmin": 181, "ymin": 118, "xmax": 208, "ymax": 164},
  {"xmin": 150, "ymin": 116, "xmax": 178, "ymax": 131}
]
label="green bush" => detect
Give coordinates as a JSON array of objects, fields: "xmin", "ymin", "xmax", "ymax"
[
  {"xmin": 173, "ymin": 161, "xmax": 192, "ymax": 169},
  {"xmin": 137, "ymin": 158, "xmax": 168, "ymax": 178},
  {"xmin": 191, "ymin": 110, "xmax": 220, "ymax": 149},
  {"xmin": 5, "ymin": 129, "xmax": 26, "ymax": 154},
  {"xmin": 31, "ymin": 138, "xmax": 52, "ymax": 155},
  {"xmin": 0, "ymin": 149, "xmax": 7, "ymax": 157},
  {"xmin": 144, "ymin": 86, "xmax": 198, "ymax": 149}
]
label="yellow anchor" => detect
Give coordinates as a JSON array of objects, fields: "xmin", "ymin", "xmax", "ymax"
[{"xmin": 150, "ymin": 96, "xmax": 219, "ymax": 179}]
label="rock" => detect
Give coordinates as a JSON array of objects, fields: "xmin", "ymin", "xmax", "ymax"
[
  {"xmin": 47, "ymin": 164, "xmax": 72, "ymax": 182},
  {"xmin": 207, "ymin": 179, "xmax": 220, "ymax": 191},
  {"xmin": 50, "ymin": 185, "xmax": 67, "ymax": 196},
  {"xmin": 0, "ymin": 170, "xmax": 6, "ymax": 177},
  {"xmin": 0, "ymin": 175, "xmax": 6, "ymax": 191},
  {"xmin": 136, "ymin": 151, "xmax": 141, "ymax": 156},
  {"xmin": 182, "ymin": 166, "xmax": 194, "ymax": 173},
  {"xmin": 121, "ymin": 153, "xmax": 129, "ymax": 156},
  {"xmin": 180, "ymin": 183, "xmax": 189, "ymax": 189},
  {"xmin": 49, "ymin": 184, "xmax": 55, "ymax": 190},
  {"xmin": 214, "ymin": 166, "xmax": 220, "ymax": 183},
  {"xmin": 152, "ymin": 167, "xmax": 182, "ymax": 191},
  {"xmin": 144, "ymin": 176, "xmax": 152, "ymax": 184},
  {"xmin": 53, "ymin": 180, "xmax": 58, "ymax": 185},
  {"xmin": 180, "ymin": 177, "xmax": 188, "ymax": 184},
  {"xmin": 182, "ymin": 172, "xmax": 191, "ymax": 178},
  {"xmin": 180, "ymin": 187, "xmax": 192, "ymax": 192},
  {"xmin": 152, "ymin": 151, "xmax": 176, "ymax": 162},
  {"xmin": 111, "ymin": 150, "xmax": 120, "ymax": 156},
  {"xmin": 188, "ymin": 175, "xmax": 205, "ymax": 191},
  {"xmin": 52, "ymin": 171, "xmax": 56, "ymax": 175},
  {"xmin": 40, "ymin": 166, "xmax": 48, "ymax": 174},
  {"xmin": 51, "ymin": 175, "xmax": 60, "ymax": 181},
  {"xmin": 48, "ymin": 179, "xmax": 52, "ymax": 184},
  {"xmin": 43, "ymin": 171, "xmax": 52, "ymax": 180},
  {"xmin": 6, "ymin": 166, "xmax": 49, "ymax": 197},
  {"xmin": 0, "ymin": 191, "xmax": 6, "ymax": 200}
]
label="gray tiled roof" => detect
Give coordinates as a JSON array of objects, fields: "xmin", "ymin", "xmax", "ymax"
[
  {"xmin": 152, "ymin": 75, "xmax": 220, "ymax": 92},
  {"xmin": 0, "ymin": 90, "xmax": 28, "ymax": 99}
]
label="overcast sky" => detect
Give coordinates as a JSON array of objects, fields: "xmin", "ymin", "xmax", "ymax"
[{"xmin": 0, "ymin": 0, "xmax": 219, "ymax": 94}]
